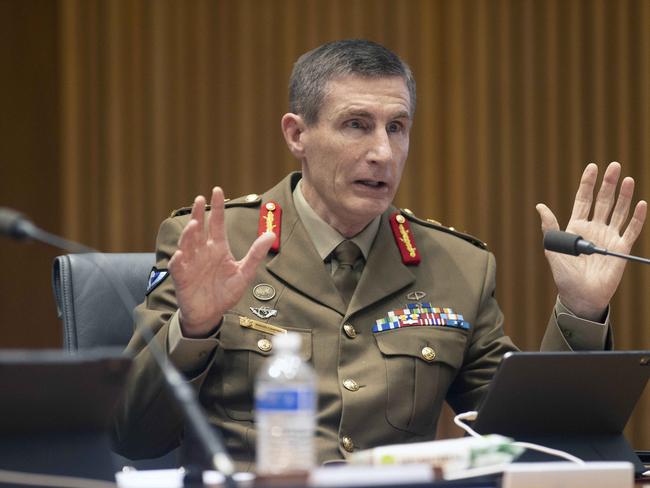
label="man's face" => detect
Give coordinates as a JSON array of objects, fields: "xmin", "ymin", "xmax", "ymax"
[{"xmin": 298, "ymin": 75, "xmax": 412, "ymax": 236}]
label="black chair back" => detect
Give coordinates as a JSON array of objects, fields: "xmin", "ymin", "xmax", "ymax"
[{"xmin": 52, "ymin": 253, "xmax": 154, "ymax": 351}]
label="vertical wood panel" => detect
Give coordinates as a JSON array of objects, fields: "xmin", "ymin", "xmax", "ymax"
[
  {"xmin": 0, "ymin": 0, "xmax": 62, "ymax": 348},
  {"xmin": 56, "ymin": 0, "xmax": 650, "ymax": 448}
]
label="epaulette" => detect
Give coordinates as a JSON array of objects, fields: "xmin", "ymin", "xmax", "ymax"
[
  {"xmin": 400, "ymin": 208, "xmax": 488, "ymax": 250},
  {"xmin": 170, "ymin": 193, "xmax": 262, "ymax": 218}
]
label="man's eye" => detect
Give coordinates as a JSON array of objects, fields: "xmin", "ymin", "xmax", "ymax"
[
  {"xmin": 387, "ymin": 122, "xmax": 402, "ymax": 133},
  {"xmin": 346, "ymin": 120, "xmax": 365, "ymax": 130}
]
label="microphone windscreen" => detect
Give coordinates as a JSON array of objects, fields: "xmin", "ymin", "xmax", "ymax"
[
  {"xmin": 543, "ymin": 230, "xmax": 583, "ymax": 256},
  {"xmin": 0, "ymin": 207, "xmax": 36, "ymax": 239},
  {"xmin": 0, "ymin": 207, "xmax": 27, "ymax": 238}
]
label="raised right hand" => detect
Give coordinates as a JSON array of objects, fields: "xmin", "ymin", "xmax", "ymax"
[{"xmin": 168, "ymin": 187, "xmax": 276, "ymax": 337}]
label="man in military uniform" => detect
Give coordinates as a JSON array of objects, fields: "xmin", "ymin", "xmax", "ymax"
[{"xmin": 113, "ymin": 40, "xmax": 647, "ymax": 469}]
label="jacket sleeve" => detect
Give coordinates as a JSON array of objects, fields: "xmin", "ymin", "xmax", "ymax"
[
  {"xmin": 446, "ymin": 252, "xmax": 611, "ymax": 415},
  {"xmin": 542, "ymin": 298, "xmax": 612, "ymax": 350},
  {"xmin": 446, "ymin": 251, "xmax": 518, "ymax": 414},
  {"xmin": 111, "ymin": 216, "xmax": 220, "ymax": 460}
]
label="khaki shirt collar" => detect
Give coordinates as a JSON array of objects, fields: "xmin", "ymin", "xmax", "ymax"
[{"xmin": 293, "ymin": 180, "xmax": 380, "ymax": 262}]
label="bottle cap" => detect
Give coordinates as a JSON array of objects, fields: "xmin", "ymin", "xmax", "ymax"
[{"xmin": 272, "ymin": 332, "xmax": 301, "ymax": 351}]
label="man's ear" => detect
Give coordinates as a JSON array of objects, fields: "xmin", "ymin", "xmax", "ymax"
[{"xmin": 281, "ymin": 113, "xmax": 308, "ymax": 159}]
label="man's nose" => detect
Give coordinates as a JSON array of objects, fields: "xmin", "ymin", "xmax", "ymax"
[{"xmin": 368, "ymin": 128, "xmax": 393, "ymax": 163}]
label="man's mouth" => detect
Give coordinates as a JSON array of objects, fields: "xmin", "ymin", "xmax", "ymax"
[{"xmin": 355, "ymin": 179, "xmax": 387, "ymax": 189}]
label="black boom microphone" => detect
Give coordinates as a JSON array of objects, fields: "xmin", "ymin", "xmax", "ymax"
[
  {"xmin": 0, "ymin": 206, "xmax": 236, "ymax": 488},
  {"xmin": 0, "ymin": 207, "xmax": 92, "ymax": 253},
  {"xmin": 543, "ymin": 230, "xmax": 650, "ymax": 265}
]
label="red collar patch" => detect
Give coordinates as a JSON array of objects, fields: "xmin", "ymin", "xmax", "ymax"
[
  {"xmin": 258, "ymin": 201, "xmax": 281, "ymax": 253},
  {"xmin": 389, "ymin": 211, "xmax": 421, "ymax": 265}
]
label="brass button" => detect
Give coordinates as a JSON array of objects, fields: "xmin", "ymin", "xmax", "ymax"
[
  {"xmin": 343, "ymin": 379, "xmax": 359, "ymax": 392},
  {"xmin": 245, "ymin": 193, "xmax": 259, "ymax": 202},
  {"xmin": 396, "ymin": 214, "xmax": 406, "ymax": 224},
  {"xmin": 257, "ymin": 338, "xmax": 272, "ymax": 352},
  {"xmin": 343, "ymin": 324, "xmax": 357, "ymax": 338},
  {"xmin": 421, "ymin": 346, "xmax": 436, "ymax": 362},
  {"xmin": 265, "ymin": 202, "xmax": 276, "ymax": 211},
  {"xmin": 402, "ymin": 208, "xmax": 414, "ymax": 216},
  {"xmin": 341, "ymin": 436, "xmax": 354, "ymax": 452}
]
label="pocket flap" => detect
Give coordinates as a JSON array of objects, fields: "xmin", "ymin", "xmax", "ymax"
[
  {"xmin": 220, "ymin": 314, "xmax": 313, "ymax": 360},
  {"xmin": 374, "ymin": 326, "xmax": 467, "ymax": 369}
]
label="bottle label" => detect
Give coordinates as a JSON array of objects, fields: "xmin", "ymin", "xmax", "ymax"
[{"xmin": 256, "ymin": 387, "xmax": 315, "ymax": 411}]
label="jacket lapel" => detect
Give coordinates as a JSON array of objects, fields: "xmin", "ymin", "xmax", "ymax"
[
  {"xmin": 265, "ymin": 173, "xmax": 346, "ymax": 314},
  {"xmin": 267, "ymin": 215, "xmax": 346, "ymax": 314},
  {"xmin": 262, "ymin": 175, "xmax": 414, "ymax": 316},
  {"xmin": 348, "ymin": 211, "xmax": 416, "ymax": 316}
]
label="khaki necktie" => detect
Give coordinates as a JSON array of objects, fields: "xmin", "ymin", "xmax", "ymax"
[{"xmin": 332, "ymin": 240, "xmax": 363, "ymax": 307}]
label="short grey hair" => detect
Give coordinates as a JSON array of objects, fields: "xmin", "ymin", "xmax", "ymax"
[{"xmin": 289, "ymin": 39, "xmax": 416, "ymax": 125}]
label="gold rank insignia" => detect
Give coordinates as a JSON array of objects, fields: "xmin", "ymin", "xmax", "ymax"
[
  {"xmin": 258, "ymin": 200, "xmax": 281, "ymax": 253},
  {"xmin": 239, "ymin": 316, "xmax": 287, "ymax": 335},
  {"xmin": 389, "ymin": 211, "xmax": 421, "ymax": 265}
]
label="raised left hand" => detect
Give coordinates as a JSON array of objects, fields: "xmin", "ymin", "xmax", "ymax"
[{"xmin": 536, "ymin": 162, "xmax": 647, "ymax": 321}]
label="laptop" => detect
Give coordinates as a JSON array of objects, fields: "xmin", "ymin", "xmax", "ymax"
[
  {"xmin": 472, "ymin": 351, "xmax": 650, "ymax": 475},
  {"xmin": 0, "ymin": 348, "xmax": 132, "ymax": 479}
]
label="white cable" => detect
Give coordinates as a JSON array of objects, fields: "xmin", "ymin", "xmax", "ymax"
[
  {"xmin": 512, "ymin": 441, "xmax": 586, "ymax": 465},
  {"xmin": 453, "ymin": 411, "xmax": 586, "ymax": 465},
  {"xmin": 453, "ymin": 411, "xmax": 481, "ymax": 438},
  {"xmin": 0, "ymin": 469, "xmax": 116, "ymax": 488}
]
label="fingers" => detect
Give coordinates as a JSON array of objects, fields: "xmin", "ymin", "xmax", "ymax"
[
  {"xmin": 177, "ymin": 187, "xmax": 229, "ymax": 252},
  {"xmin": 592, "ymin": 161, "xmax": 621, "ymax": 223},
  {"xmin": 208, "ymin": 187, "xmax": 228, "ymax": 246},
  {"xmin": 569, "ymin": 163, "xmax": 598, "ymax": 222},
  {"xmin": 239, "ymin": 232, "xmax": 276, "ymax": 281},
  {"xmin": 177, "ymin": 196, "xmax": 207, "ymax": 252},
  {"xmin": 169, "ymin": 248, "xmax": 196, "ymax": 289},
  {"xmin": 621, "ymin": 200, "xmax": 648, "ymax": 249},
  {"xmin": 190, "ymin": 194, "xmax": 207, "ymax": 240},
  {"xmin": 536, "ymin": 203, "xmax": 560, "ymax": 233},
  {"xmin": 569, "ymin": 162, "xmax": 638, "ymax": 232},
  {"xmin": 168, "ymin": 249, "xmax": 184, "ymax": 279},
  {"xmin": 608, "ymin": 176, "xmax": 635, "ymax": 231}
]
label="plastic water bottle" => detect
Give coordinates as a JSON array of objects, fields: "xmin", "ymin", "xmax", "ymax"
[{"xmin": 255, "ymin": 332, "xmax": 317, "ymax": 474}]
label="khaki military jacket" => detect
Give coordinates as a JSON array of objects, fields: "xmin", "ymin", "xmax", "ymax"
[{"xmin": 113, "ymin": 172, "xmax": 609, "ymax": 470}]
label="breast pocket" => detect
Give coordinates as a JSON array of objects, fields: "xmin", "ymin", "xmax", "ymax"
[
  {"xmin": 374, "ymin": 326, "xmax": 467, "ymax": 434},
  {"xmin": 215, "ymin": 314, "xmax": 313, "ymax": 421}
]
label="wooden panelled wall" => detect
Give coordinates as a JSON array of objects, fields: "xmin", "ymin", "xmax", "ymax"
[
  {"xmin": 8, "ymin": 0, "xmax": 650, "ymax": 445},
  {"xmin": 0, "ymin": 0, "xmax": 62, "ymax": 349}
]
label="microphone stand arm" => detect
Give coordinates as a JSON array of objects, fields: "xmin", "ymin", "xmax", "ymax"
[{"xmin": 601, "ymin": 249, "xmax": 650, "ymax": 265}]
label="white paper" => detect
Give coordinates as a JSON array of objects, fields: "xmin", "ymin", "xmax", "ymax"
[
  {"xmin": 308, "ymin": 464, "xmax": 434, "ymax": 486},
  {"xmin": 115, "ymin": 469, "xmax": 255, "ymax": 488}
]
